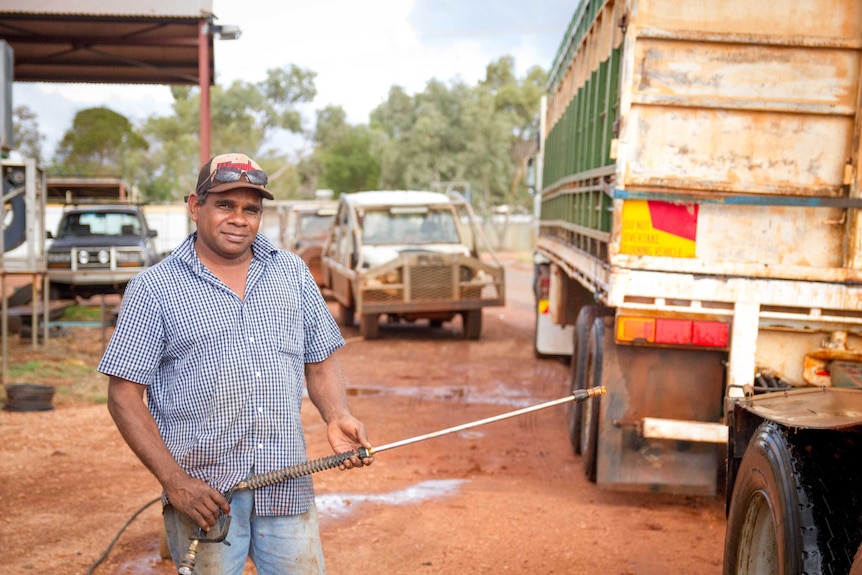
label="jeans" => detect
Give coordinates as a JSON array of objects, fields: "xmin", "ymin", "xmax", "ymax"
[{"xmin": 164, "ymin": 489, "xmax": 326, "ymax": 575}]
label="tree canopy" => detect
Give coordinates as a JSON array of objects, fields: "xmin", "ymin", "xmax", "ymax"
[
  {"xmin": 20, "ymin": 57, "xmax": 546, "ymax": 212},
  {"xmin": 12, "ymin": 105, "xmax": 45, "ymax": 164},
  {"xmin": 53, "ymin": 107, "xmax": 148, "ymax": 176}
]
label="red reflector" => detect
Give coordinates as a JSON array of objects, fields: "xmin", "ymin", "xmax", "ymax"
[
  {"xmin": 655, "ymin": 319, "xmax": 692, "ymax": 345},
  {"xmin": 692, "ymin": 321, "xmax": 729, "ymax": 347}
]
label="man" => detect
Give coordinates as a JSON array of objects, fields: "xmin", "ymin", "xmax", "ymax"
[{"xmin": 99, "ymin": 152, "xmax": 372, "ymax": 574}]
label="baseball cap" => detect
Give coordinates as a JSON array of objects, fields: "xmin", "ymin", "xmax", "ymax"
[{"xmin": 193, "ymin": 153, "xmax": 274, "ymax": 200}]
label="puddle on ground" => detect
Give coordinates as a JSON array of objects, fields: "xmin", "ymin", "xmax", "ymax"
[
  {"xmin": 316, "ymin": 479, "xmax": 467, "ymax": 519},
  {"xmin": 347, "ymin": 382, "xmax": 536, "ymax": 407}
]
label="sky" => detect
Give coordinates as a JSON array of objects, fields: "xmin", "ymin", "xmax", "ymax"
[{"xmin": 12, "ymin": 0, "xmax": 575, "ymax": 161}]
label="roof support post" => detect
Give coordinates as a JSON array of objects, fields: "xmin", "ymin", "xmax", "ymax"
[{"xmin": 198, "ymin": 19, "xmax": 211, "ymax": 167}]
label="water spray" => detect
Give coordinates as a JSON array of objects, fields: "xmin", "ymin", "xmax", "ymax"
[{"xmin": 178, "ymin": 385, "xmax": 606, "ymax": 574}]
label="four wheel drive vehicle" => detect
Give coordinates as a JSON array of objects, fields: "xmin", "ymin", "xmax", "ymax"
[
  {"xmin": 281, "ymin": 200, "xmax": 337, "ymax": 286},
  {"xmin": 321, "ymin": 190, "xmax": 505, "ymax": 340},
  {"xmin": 46, "ymin": 204, "xmax": 160, "ymax": 299}
]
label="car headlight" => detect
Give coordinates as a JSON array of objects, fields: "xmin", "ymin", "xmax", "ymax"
[
  {"xmin": 47, "ymin": 252, "xmax": 72, "ymax": 268},
  {"xmin": 97, "ymin": 250, "xmax": 110, "ymax": 264},
  {"xmin": 116, "ymin": 249, "xmax": 146, "ymax": 267},
  {"xmin": 77, "ymin": 250, "xmax": 89, "ymax": 264}
]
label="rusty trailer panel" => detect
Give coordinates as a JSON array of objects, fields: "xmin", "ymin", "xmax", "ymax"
[{"xmin": 595, "ymin": 318, "xmax": 726, "ymax": 495}]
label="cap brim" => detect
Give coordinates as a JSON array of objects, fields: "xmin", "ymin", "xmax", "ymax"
[{"xmin": 207, "ymin": 180, "xmax": 274, "ymax": 200}]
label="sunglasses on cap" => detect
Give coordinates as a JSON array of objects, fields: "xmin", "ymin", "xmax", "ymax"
[{"xmin": 207, "ymin": 165, "xmax": 269, "ymax": 188}]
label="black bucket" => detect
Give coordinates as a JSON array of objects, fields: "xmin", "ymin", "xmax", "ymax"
[{"xmin": 3, "ymin": 384, "xmax": 55, "ymax": 412}]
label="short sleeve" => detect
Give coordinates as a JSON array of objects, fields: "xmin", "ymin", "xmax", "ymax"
[
  {"xmin": 97, "ymin": 275, "xmax": 166, "ymax": 385},
  {"xmin": 300, "ymin": 262, "xmax": 344, "ymax": 363}
]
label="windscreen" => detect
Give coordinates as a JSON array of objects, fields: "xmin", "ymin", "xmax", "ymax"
[
  {"xmin": 361, "ymin": 206, "xmax": 461, "ymax": 245},
  {"xmin": 58, "ymin": 211, "xmax": 142, "ymax": 237},
  {"xmin": 298, "ymin": 213, "xmax": 335, "ymax": 239}
]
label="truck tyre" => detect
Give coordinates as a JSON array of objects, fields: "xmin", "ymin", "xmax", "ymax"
[
  {"xmin": 724, "ymin": 422, "xmax": 862, "ymax": 575},
  {"xmin": 339, "ymin": 303, "xmax": 355, "ymax": 327},
  {"xmin": 581, "ymin": 316, "xmax": 604, "ymax": 482},
  {"xmin": 462, "ymin": 309, "xmax": 482, "ymax": 340},
  {"xmin": 568, "ymin": 305, "xmax": 597, "ymax": 455},
  {"xmin": 360, "ymin": 313, "xmax": 379, "ymax": 339}
]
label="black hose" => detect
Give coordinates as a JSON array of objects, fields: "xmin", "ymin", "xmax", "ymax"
[{"xmin": 85, "ymin": 496, "xmax": 162, "ymax": 575}]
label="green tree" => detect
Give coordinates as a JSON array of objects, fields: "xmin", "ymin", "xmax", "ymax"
[
  {"xmin": 12, "ymin": 105, "xmax": 45, "ymax": 163},
  {"xmin": 370, "ymin": 78, "xmax": 513, "ymax": 213},
  {"xmin": 136, "ymin": 65, "xmax": 317, "ymax": 201},
  {"xmin": 312, "ymin": 105, "xmax": 380, "ymax": 194},
  {"xmin": 53, "ymin": 107, "xmax": 148, "ymax": 176},
  {"xmin": 481, "ymin": 56, "xmax": 547, "ymax": 210}
]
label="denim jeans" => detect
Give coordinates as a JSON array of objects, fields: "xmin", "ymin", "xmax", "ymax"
[{"xmin": 164, "ymin": 489, "xmax": 326, "ymax": 575}]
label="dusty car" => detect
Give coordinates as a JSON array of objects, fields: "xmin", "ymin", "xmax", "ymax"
[
  {"xmin": 280, "ymin": 200, "xmax": 337, "ymax": 286},
  {"xmin": 46, "ymin": 204, "xmax": 160, "ymax": 299},
  {"xmin": 321, "ymin": 190, "xmax": 505, "ymax": 339}
]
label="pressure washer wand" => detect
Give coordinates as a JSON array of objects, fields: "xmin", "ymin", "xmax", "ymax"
[
  {"xmin": 179, "ymin": 385, "xmax": 605, "ymax": 574},
  {"xmin": 367, "ymin": 385, "xmax": 606, "ymax": 456}
]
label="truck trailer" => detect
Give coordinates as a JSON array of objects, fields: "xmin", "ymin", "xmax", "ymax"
[{"xmin": 533, "ymin": 0, "xmax": 862, "ymax": 571}]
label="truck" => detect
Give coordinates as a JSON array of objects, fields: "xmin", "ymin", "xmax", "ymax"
[
  {"xmin": 321, "ymin": 190, "xmax": 505, "ymax": 339},
  {"xmin": 533, "ymin": 0, "xmax": 862, "ymax": 571}
]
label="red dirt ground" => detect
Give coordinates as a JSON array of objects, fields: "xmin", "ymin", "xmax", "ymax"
[{"xmin": 0, "ymin": 255, "xmax": 727, "ymax": 574}]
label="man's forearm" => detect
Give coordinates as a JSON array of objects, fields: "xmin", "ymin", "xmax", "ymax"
[
  {"xmin": 305, "ymin": 355, "xmax": 353, "ymax": 424},
  {"xmin": 107, "ymin": 376, "xmax": 187, "ymax": 486}
]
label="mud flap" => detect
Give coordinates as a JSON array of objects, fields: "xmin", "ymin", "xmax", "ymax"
[{"xmin": 595, "ymin": 316, "xmax": 726, "ymax": 495}]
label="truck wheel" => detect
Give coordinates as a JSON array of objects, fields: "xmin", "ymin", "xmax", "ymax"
[
  {"xmin": 580, "ymin": 316, "xmax": 604, "ymax": 482},
  {"xmin": 462, "ymin": 309, "xmax": 482, "ymax": 340},
  {"xmin": 339, "ymin": 303, "xmax": 355, "ymax": 327},
  {"xmin": 723, "ymin": 422, "xmax": 862, "ymax": 575},
  {"xmin": 568, "ymin": 305, "xmax": 597, "ymax": 455},
  {"xmin": 360, "ymin": 313, "xmax": 379, "ymax": 339}
]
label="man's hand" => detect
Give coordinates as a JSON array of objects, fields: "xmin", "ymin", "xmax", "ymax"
[
  {"xmin": 327, "ymin": 415, "xmax": 374, "ymax": 469},
  {"xmin": 163, "ymin": 471, "xmax": 231, "ymax": 532},
  {"xmin": 306, "ymin": 355, "xmax": 375, "ymax": 469}
]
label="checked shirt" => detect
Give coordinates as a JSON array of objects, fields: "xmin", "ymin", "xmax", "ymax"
[{"xmin": 98, "ymin": 232, "xmax": 345, "ymax": 516}]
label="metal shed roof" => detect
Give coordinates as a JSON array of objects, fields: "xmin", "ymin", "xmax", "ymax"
[{"xmin": 0, "ymin": 1, "xmax": 214, "ymax": 84}]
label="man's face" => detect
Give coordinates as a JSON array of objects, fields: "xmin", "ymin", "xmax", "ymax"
[{"xmin": 189, "ymin": 188, "xmax": 263, "ymax": 263}]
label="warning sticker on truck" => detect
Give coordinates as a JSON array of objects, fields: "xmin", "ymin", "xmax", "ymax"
[{"xmin": 620, "ymin": 200, "xmax": 698, "ymax": 258}]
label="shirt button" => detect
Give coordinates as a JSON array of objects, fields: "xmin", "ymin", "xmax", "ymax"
[
  {"xmin": 258, "ymin": 443, "xmax": 264, "ymax": 449},
  {"xmin": 249, "ymin": 337, "xmax": 255, "ymax": 343},
  {"xmin": 258, "ymin": 407, "xmax": 263, "ymax": 413},
  {"xmin": 256, "ymin": 372, "xmax": 261, "ymax": 378}
]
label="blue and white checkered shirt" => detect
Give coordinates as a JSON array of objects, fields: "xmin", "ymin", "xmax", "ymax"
[{"xmin": 98, "ymin": 232, "xmax": 344, "ymax": 516}]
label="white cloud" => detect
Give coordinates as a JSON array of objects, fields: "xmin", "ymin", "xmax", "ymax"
[{"xmin": 12, "ymin": 0, "xmax": 573, "ymax": 158}]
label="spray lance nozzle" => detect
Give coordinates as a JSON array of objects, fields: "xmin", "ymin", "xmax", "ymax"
[{"xmin": 178, "ymin": 386, "xmax": 605, "ymax": 571}]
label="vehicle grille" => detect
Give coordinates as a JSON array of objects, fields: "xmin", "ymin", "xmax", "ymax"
[
  {"xmin": 410, "ymin": 265, "xmax": 454, "ymax": 301},
  {"xmin": 361, "ymin": 263, "xmax": 503, "ymax": 304}
]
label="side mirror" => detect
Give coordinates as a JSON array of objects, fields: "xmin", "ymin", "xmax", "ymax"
[
  {"xmin": 148, "ymin": 229, "xmax": 158, "ymax": 238},
  {"xmin": 46, "ymin": 231, "xmax": 54, "ymax": 239}
]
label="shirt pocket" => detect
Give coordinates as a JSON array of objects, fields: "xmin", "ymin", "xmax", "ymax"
[{"xmin": 265, "ymin": 283, "xmax": 305, "ymax": 357}]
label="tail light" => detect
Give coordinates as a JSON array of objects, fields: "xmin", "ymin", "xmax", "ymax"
[{"xmin": 616, "ymin": 316, "xmax": 729, "ymax": 348}]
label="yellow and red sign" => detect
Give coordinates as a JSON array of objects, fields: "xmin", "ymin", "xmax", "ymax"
[{"xmin": 620, "ymin": 200, "xmax": 698, "ymax": 258}]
